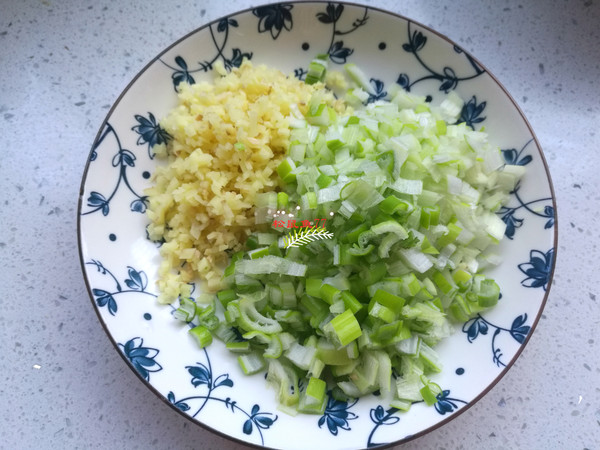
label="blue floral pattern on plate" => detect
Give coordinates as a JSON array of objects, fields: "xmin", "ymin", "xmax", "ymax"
[
  {"xmin": 167, "ymin": 349, "xmax": 278, "ymax": 445},
  {"xmin": 463, "ymin": 313, "xmax": 531, "ymax": 367},
  {"xmin": 79, "ymin": 3, "xmax": 556, "ymax": 448},
  {"xmin": 497, "ymin": 139, "xmax": 555, "ymax": 239},
  {"xmin": 119, "ymin": 337, "xmax": 162, "ymax": 381},
  {"xmin": 318, "ymin": 394, "xmax": 358, "ymax": 435},
  {"xmin": 366, "ymin": 389, "xmax": 467, "ymax": 447}
]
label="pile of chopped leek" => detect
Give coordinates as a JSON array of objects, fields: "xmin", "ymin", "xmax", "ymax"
[{"xmin": 176, "ymin": 57, "xmax": 525, "ymax": 414}]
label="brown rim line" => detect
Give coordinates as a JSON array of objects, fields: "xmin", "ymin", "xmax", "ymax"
[{"xmin": 77, "ymin": 2, "xmax": 558, "ymax": 449}]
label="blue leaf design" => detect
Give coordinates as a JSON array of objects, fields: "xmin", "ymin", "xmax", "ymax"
[
  {"xmin": 403, "ymin": 30, "xmax": 427, "ymax": 52},
  {"xmin": 214, "ymin": 373, "xmax": 234, "ymax": 388},
  {"xmin": 396, "ymin": 73, "xmax": 410, "ymax": 90},
  {"xmin": 108, "ymin": 296, "xmax": 117, "ymax": 315},
  {"xmin": 132, "ymin": 113, "xmax": 171, "ymax": 156},
  {"xmin": 171, "ymin": 56, "xmax": 195, "ymax": 90},
  {"xmin": 329, "ymin": 41, "xmax": 353, "ymax": 64},
  {"xmin": 439, "ymin": 67, "xmax": 458, "ymax": 92},
  {"xmin": 125, "ymin": 267, "xmax": 148, "ymax": 291},
  {"xmin": 498, "ymin": 207, "xmax": 523, "ymax": 240},
  {"xmin": 367, "ymin": 79, "xmax": 387, "ymax": 103},
  {"xmin": 217, "ymin": 18, "xmax": 229, "ymax": 32},
  {"xmin": 465, "ymin": 319, "xmax": 478, "ymax": 341},
  {"xmin": 121, "ymin": 150, "xmax": 136, "ymax": 167},
  {"xmin": 175, "ymin": 401, "xmax": 190, "ymax": 412},
  {"xmin": 225, "ymin": 48, "xmax": 253, "ymax": 70},
  {"xmin": 187, "ymin": 364, "xmax": 211, "ymax": 387},
  {"xmin": 502, "ymin": 148, "xmax": 518, "ymax": 165},
  {"xmin": 254, "ymin": 415, "xmax": 276, "ymax": 428},
  {"xmin": 511, "ymin": 314, "xmax": 527, "ymax": 330},
  {"xmin": 253, "ymin": 4, "xmax": 293, "ymax": 39},
  {"xmin": 87, "ymin": 191, "xmax": 107, "ymax": 207},
  {"xmin": 112, "ymin": 149, "xmax": 136, "ymax": 167},
  {"xmin": 457, "ymin": 96, "xmax": 486, "ymax": 129},
  {"xmin": 434, "ymin": 390, "xmax": 465, "ymax": 415},
  {"xmin": 243, "ymin": 419, "xmax": 253, "ymax": 435},
  {"xmin": 92, "ymin": 288, "xmax": 109, "ymax": 298},
  {"xmin": 119, "ymin": 337, "xmax": 162, "ymax": 381},
  {"xmin": 317, "ymin": 3, "xmax": 343, "ymax": 24},
  {"xmin": 518, "ymin": 248, "xmax": 553, "ymax": 290},
  {"xmin": 130, "ymin": 197, "xmax": 148, "ymax": 213},
  {"xmin": 518, "ymin": 154, "xmax": 532, "ymax": 165},
  {"xmin": 371, "ymin": 405, "xmax": 385, "ymax": 422},
  {"xmin": 464, "ymin": 317, "xmax": 488, "ymax": 342},
  {"xmin": 175, "ymin": 56, "xmax": 188, "ymax": 70},
  {"xmin": 370, "ymin": 406, "xmax": 399, "ymax": 425},
  {"xmin": 543, "ymin": 206, "xmax": 555, "ymax": 227},
  {"xmin": 510, "ymin": 314, "xmax": 530, "ymax": 343},
  {"xmin": 87, "ymin": 192, "xmax": 110, "ymax": 216},
  {"xmin": 93, "ymin": 289, "xmax": 118, "ymax": 315},
  {"xmin": 502, "ymin": 146, "xmax": 532, "ymax": 166},
  {"xmin": 318, "ymin": 394, "xmax": 357, "ymax": 435}
]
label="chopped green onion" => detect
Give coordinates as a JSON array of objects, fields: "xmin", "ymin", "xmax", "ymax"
[
  {"xmin": 186, "ymin": 63, "xmax": 524, "ymax": 415},
  {"xmin": 324, "ymin": 309, "xmax": 362, "ymax": 347},
  {"xmin": 189, "ymin": 325, "xmax": 213, "ymax": 348}
]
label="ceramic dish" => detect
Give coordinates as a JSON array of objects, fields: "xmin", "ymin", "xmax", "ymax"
[{"xmin": 78, "ymin": 2, "xmax": 557, "ymax": 448}]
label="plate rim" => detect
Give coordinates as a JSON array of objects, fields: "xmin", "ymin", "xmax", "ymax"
[{"xmin": 77, "ymin": 1, "xmax": 558, "ymax": 448}]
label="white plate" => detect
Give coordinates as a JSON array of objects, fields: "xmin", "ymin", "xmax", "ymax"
[{"xmin": 78, "ymin": 2, "xmax": 557, "ymax": 448}]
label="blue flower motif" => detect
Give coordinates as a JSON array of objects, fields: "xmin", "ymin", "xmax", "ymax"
[
  {"xmin": 518, "ymin": 248, "xmax": 554, "ymax": 290},
  {"xmin": 502, "ymin": 148, "xmax": 532, "ymax": 166},
  {"xmin": 217, "ymin": 18, "xmax": 238, "ymax": 33},
  {"xmin": 329, "ymin": 41, "xmax": 353, "ymax": 64},
  {"xmin": 225, "ymin": 48, "xmax": 253, "ymax": 71},
  {"xmin": 439, "ymin": 67, "xmax": 458, "ymax": 92},
  {"xmin": 130, "ymin": 196, "xmax": 148, "ymax": 213},
  {"xmin": 463, "ymin": 316, "xmax": 488, "ymax": 343},
  {"xmin": 253, "ymin": 4, "xmax": 293, "ymax": 39},
  {"xmin": 294, "ymin": 67, "xmax": 307, "ymax": 80},
  {"xmin": 119, "ymin": 337, "xmax": 162, "ymax": 381},
  {"xmin": 318, "ymin": 394, "xmax": 358, "ymax": 435},
  {"xmin": 396, "ymin": 73, "xmax": 410, "ymax": 90},
  {"xmin": 399, "ymin": 23, "xmax": 484, "ymax": 93},
  {"xmin": 457, "ymin": 95, "xmax": 486, "ymax": 129},
  {"xmin": 498, "ymin": 207, "xmax": 524, "ymax": 240},
  {"xmin": 402, "ymin": 30, "xmax": 427, "ymax": 53},
  {"xmin": 510, "ymin": 314, "xmax": 531, "ymax": 344},
  {"xmin": 187, "ymin": 362, "xmax": 212, "ymax": 387},
  {"xmin": 132, "ymin": 112, "xmax": 171, "ymax": 158},
  {"xmin": 370, "ymin": 405, "xmax": 399, "ymax": 425},
  {"xmin": 124, "ymin": 266, "xmax": 148, "ymax": 291},
  {"xmin": 367, "ymin": 79, "xmax": 387, "ymax": 103},
  {"xmin": 434, "ymin": 390, "xmax": 467, "ymax": 415},
  {"xmin": 243, "ymin": 404, "xmax": 278, "ymax": 436},
  {"xmin": 316, "ymin": 3, "xmax": 344, "ymax": 24},
  {"xmin": 167, "ymin": 391, "xmax": 190, "ymax": 412},
  {"xmin": 462, "ymin": 313, "xmax": 531, "ymax": 367},
  {"xmin": 87, "ymin": 191, "xmax": 109, "ymax": 216},
  {"xmin": 92, "ymin": 288, "xmax": 117, "ymax": 315},
  {"xmin": 112, "ymin": 149, "xmax": 136, "ymax": 167},
  {"xmin": 171, "ymin": 56, "xmax": 195, "ymax": 90},
  {"xmin": 543, "ymin": 206, "xmax": 555, "ymax": 229}
]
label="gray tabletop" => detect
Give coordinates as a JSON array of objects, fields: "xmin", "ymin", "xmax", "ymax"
[{"xmin": 1, "ymin": 0, "xmax": 599, "ymax": 448}]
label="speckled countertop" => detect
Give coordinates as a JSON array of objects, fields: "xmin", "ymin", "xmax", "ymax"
[{"xmin": 1, "ymin": 0, "xmax": 599, "ymax": 448}]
